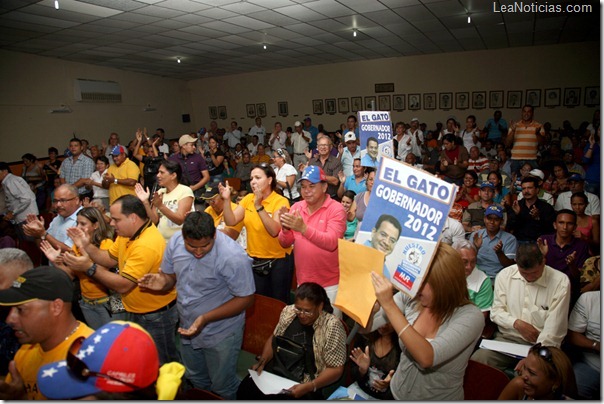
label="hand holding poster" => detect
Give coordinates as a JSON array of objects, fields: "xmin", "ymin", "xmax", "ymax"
[
  {"xmin": 355, "ymin": 156, "xmax": 457, "ymax": 297},
  {"xmin": 358, "ymin": 111, "xmax": 393, "ymax": 168}
]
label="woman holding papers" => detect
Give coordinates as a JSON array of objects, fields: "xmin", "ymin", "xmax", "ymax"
[
  {"xmin": 237, "ymin": 282, "xmax": 347, "ymax": 399},
  {"xmin": 368, "ymin": 243, "xmax": 484, "ymax": 400},
  {"xmin": 498, "ymin": 344, "xmax": 577, "ymax": 399}
]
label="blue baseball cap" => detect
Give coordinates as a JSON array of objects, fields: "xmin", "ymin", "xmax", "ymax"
[
  {"xmin": 485, "ymin": 204, "xmax": 503, "ymax": 218},
  {"xmin": 479, "ymin": 181, "xmax": 495, "ymax": 189},
  {"xmin": 568, "ymin": 174, "xmax": 584, "ymax": 182},
  {"xmin": 111, "ymin": 145, "xmax": 126, "ymax": 155},
  {"xmin": 298, "ymin": 166, "xmax": 326, "ymax": 184}
]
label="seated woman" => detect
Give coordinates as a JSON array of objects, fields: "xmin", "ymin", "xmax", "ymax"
[
  {"xmin": 487, "ymin": 170, "xmax": 511, "ymax": 207},
  {"xmin": 349, "ymin": 321, "xmax": 401, "ymax": 400},
  {"xmin": 367, "ymin": 243, "xmax": 484, "ymax": 400},
  {"xmin": 237, "ymin": 282, "xmax": 347, "ymax": 399},
  {"xmin": 543, "ymin": 162, "xmax": 570, "ymax": 198},
  {"xmin": 455, "ymin": 171, "xmax": 479, "ymax": 210},
  {"xmin": 498, "ymin": 344, "xmax": 577, "ymax": 400}
]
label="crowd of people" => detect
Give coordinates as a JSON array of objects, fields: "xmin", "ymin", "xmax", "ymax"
[{"xmin": 0, "ymin": 106, "xmax": 600, "ymax": 400}]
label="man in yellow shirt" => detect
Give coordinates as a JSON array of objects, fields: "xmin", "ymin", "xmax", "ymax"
[
  {"xmin": 0, "ymin": 267, "xmax": 94, "ymax": 400},
  {"xmin": 202, "ymin": 186, "xmax": 243, "ymax": 240},
  {"xmin": 103, "ymin": 145, "xmax": 140, "ymax": 204},
  {"xmin": 65, "ymin": 195, "xmax": 177, "ymax": 365}
]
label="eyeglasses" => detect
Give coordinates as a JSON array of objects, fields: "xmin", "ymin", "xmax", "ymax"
[
  {"xmin": 531, "ymin": 343, "xmax": 553, "ymax": 363},
  {"xmin": 55, "ymin": 197, "xmax": 78, "ymax": 204},
  {"xmin": 317, "ymin": 144, "xmax": 329, "ymax": 148},
  {"xmin": 67, "ymin": 336, "xmax": 139, "ymax": 389},
  {"xmin": 293, "ymin": 307, "xmax": 315, "ymax": 317}
]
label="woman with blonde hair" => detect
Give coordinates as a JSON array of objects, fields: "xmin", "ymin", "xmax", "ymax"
[
  {"xmin": 498, "ymin": 344, "xmax": 577, "ymax": 399},
  {"xmin": 366, "ymin": 243, "xmax": 484, "ymax": 400}
]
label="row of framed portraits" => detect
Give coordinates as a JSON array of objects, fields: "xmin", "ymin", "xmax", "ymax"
[{"xmin": 210, "ymin": 86, "xmax": 600, "ymax": 119}]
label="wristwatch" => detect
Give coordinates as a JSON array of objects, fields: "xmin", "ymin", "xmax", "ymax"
[
  {"xmin": 40, "ymin": 232, "xmax": 47, "ymax": 241},
  {"xmin": 114, "ymin": 178, "xmax": 118, "ymax": 185},
  {"xmin": 86, "ymin": 263, "xmax": 97, "ymax": 277},
  {"xmin": 256, "ymin": 206, "xmax": 265, "ymax": 213}
]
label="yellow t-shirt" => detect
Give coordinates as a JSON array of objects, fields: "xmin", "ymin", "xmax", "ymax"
[
  {"xmin": 5, "ymin": 321, "xmax": 93, "ymax": 400},
  {"xmin": 107, "ymin": 158, "xmax": 140, "ymax": 204},
  {"xmin": 205, "ymin": 202, "xmax": 244, "ymax": 236},
  {"xmin": 157, "ymin": 184, "xmax": 195, "ymax": 243},
  {"xmin": 239, "ymin": 191, "xmax": 292, "ymax": 258},
  {"xmin": 107, "ymin": 221, "xmax": 176, "ymax": 313},
  {"xmin": 73, "ymin": 239, "xmax": 113, "ymax": 300}
]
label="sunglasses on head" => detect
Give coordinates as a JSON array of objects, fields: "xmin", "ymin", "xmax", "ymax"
[
  {"xmin": 67, "ymin": 336, "xmax": 139, "ymax": 389},
  {"xmin": 530, "ymin": 342, "xmax": 553, "ymax": 363},
  {"xmin": 255, "ymin": 163, "xmax": 270, "ymax": 168}
]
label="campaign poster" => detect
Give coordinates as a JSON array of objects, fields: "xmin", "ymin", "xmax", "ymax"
[
  {"xmin": 357, "ymin": 111, "xmax": 393, "ymax": 169},
  {"xmin": 355, "ymin": 156, "xmax": 457, "ymax": 297}
]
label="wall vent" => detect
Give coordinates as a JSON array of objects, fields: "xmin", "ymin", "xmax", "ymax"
[{"xmin": 74, "ymin": 79, "xmax": 121, "ymax": 103}]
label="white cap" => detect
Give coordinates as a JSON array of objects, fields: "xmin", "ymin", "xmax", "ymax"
[
  {"xmin": 529, "ymin": 169, "xmax": 545, "ymax": 180},
  {"xmin": 411, "ymin": 117, "xmax": 419, "ymax": 122},
  {"xmin": 344, "ymin": 131, "xmax": 356, "ymax": 143},
  {"xmin": 294, "ymin": 121, "xmax": 302, "ymax": 127}
]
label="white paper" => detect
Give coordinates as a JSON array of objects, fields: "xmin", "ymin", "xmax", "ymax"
[
  {"xmin": 479, "ymin": 339, "xmax": 531, "ymax": 358},
  {"xmin": 248, "ymin": 369, "xmax": 297, "ymax": 395}
]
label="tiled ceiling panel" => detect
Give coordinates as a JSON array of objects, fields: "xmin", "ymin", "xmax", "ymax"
[{"xmin": 0, "ymin": 0, "xmax": 598, "ymax": 80}]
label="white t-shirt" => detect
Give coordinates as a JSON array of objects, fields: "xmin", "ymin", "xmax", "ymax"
[
  {"xmin": 157, "ymin": 184, "xmax": 195, "ymax": 242},
  {"xmin": 275, "ymin": 163, "xmax": 300, "ymax": 200},
  {"xmin": 90, "ymin": 170, "xmax": 109, "ymax": 199}
]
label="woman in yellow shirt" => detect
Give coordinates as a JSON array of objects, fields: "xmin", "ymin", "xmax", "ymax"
[
  {"xmin": 220, "ymin": 164, "xmax": 293, "ymax": 303},
  {"xmin": 40, "ymin": 207, "xmax": 117, "ymax": 329}
]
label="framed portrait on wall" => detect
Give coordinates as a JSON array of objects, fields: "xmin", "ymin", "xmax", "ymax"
[
  {"xmin": 584, "ymin": 86, "xmax": 600, "ymax": 106},
  {"xmin": 544, "ymin": 88, "xmax": 561, "ymax": 108},
  {"xmin": 507, "ymin": 91, "xmax": 522, "ymax": 108},
  {"xmin": 338, "ymin": 98, "xmax": 349, "ymax": 114},
  {"xmin": 489, "ymin": 91, "xmax": 504, "ymax": 109},
  {"xmin": 278, "ymin": 101, "xmax": 288, "ymax": 116},
  {"xmin": 256, "ymin": 103, "xmax": 266, "ymax": 118},
  {"xmin": 364, "ymin": 96, "xmax": 376, "ymax": 110},
  {"xmin": 246, "ymin": 104, "xmax": 256, "ymax": 118},
  {"xmin": 378, "ymin": 95, "xmax": 391, "ymax": 111},
  {"xmin": 563, "ymin": 87, "xmax": 581, "ymax": 107},
  {"xmin": 408, "ymin": 93, "xmax": 420, "ymax": 110},
  {"xmin": 526, "ymin": 89, "xmax": 541, "ymax": 107},
  {"xmin": 325, "ymin": 98, "xmax": 336, "ymax": 114},
  {"xmin": 423, "ymin": 93, "xmax": 436, "ymax": 110},
  {"xmin": 209, "ymin": 106, "xmax": 218, "ymax": 120},
  {"xmin": 439, "ymin": 92, "xmax": 452, "ymax": 110},
  {"xmin": 455, "ymin": 92, "xmax": 469, "ymax": 110},
  {"xmin": 392, "ymin": 94, "xmax": 405, "ymax": 111},
  {"xmin": 472, "ymin": 91, "xmax": 486, "ymax": 109},
  {"xmin": 217, "ymin": 106, "xmax": 227, "ymax": 120},
  {"xmin": 312, "ymin": 99, "xmax": 324, "ymax": 115},
  {"xmin": 351, "ymin": 96, "xmax": 362, "ymax": 112}
]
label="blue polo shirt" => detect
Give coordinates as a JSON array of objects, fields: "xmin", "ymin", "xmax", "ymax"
[
  {"xmin": 162, "ymin": 231, "xmax": 255, "ymax": 349},
  {"xmin": 344, "ymin": 175, "xmax": 367, "ymax": 195},
  {"xmin": 472, "ymin": 228, "xmax": 518, "ymax": 280}
]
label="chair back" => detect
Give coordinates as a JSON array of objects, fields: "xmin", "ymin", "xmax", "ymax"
[
  {"xmin": 463, "ymin": 360, "xmax": 510, "ymax": 400},
  {"xmin": 242, "ymin": 294, "xmax": 286, "ymax": 355}
]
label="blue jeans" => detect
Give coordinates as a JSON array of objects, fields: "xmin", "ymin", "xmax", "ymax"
[
  {"xmin": 510, "ymin": 159, "xmax": 538, "ymax": 176},
  {"xmin": 180, "ymin": 325, "xmax": 244, "ymax": 400},
  {"xmin": 125, "ymin": 303, "xmax": 179, "ymax": 365},
  {"xmin": 79, "ymin": 299, "xmax": 113, "ymax": 330},
  {"xmin": 574, "ymin": 360, "xmax": 600, "ymax": 399}
]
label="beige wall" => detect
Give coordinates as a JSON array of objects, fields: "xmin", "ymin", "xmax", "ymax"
[
  {"xmin": 0, "ymin": 41, "xmax": 599, "ymax": 162},
  {"xmin": 0, "ymin": 49, "xmax": 192, "ymax": 162},
  {"xmin": 189, "ymin": 41, "xmax": 600, "ymax": 135}
]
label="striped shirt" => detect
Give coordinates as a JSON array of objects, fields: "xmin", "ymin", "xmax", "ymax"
[
  {"xmin": 59, "ymin": 154, "xmax": 95, "ymax": 194},
  {"xmin": 510, "ymin": 120, "xmax": 542, "ymax": 161}
]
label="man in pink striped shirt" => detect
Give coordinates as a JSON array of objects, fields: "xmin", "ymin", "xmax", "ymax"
[{"xmin": 278, "ymin": 166, "xmax": 346, "ymax": 317}]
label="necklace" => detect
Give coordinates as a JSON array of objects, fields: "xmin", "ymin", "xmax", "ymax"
[{"xmin": 64, "ymin": 323, "xmax": 80, "ymax": 341}]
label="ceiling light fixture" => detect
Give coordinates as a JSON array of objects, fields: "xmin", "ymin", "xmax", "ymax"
[
  {"xmin": 353, "ymin": 29, "xmax": 357, "ymax": 37},
  {"xmin": 467, "ymin": 14, "xmax": 471, "ymax": 23},
  {"xmin": 176, "ymin": 57, "xmax": 181, "ymax": 63},
  {"xmin": 54, "ymin": 0, "xmax": 59, "ymax": 9},
  {"xmin": 263, "ymin": 44, "xmax": 267, "ymax": 50}
]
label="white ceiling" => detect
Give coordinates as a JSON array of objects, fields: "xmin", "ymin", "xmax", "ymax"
[{"xmin": 0, "ymin": 0, "xmax": 599, "ymax": 80}]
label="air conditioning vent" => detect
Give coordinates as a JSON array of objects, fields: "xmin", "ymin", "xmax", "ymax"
[{"xmin": 74, "ymin": 79, "xmax": 122, "ymax": 103}]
